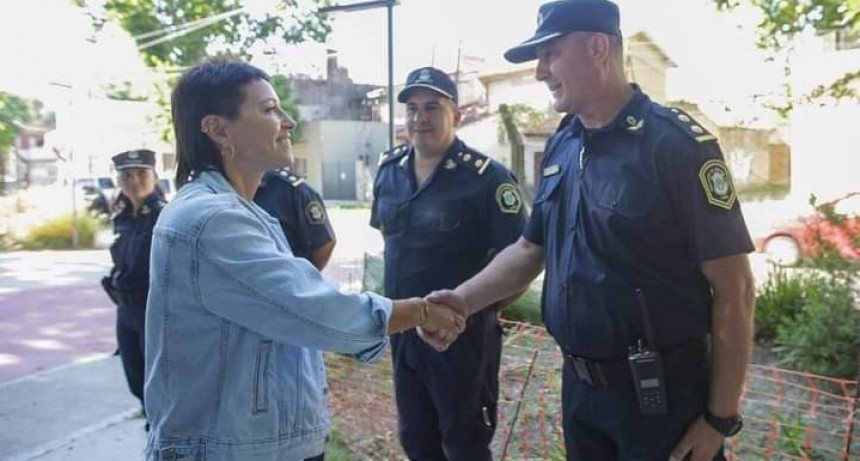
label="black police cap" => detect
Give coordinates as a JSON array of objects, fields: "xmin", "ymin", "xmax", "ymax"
[
  {"xmin": 112, "ymin": 149, "xmax": 156, "ymax": 171},
  {"xmin": 397, "ymin": 66, "xmax": 458, "ymax": 104},
  {"xmin": 504, "ymin": 0, "xmax": 621, "ymax": 64}
]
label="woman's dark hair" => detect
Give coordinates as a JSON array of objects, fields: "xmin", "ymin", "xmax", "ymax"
[{"xmin": 171, "ymin": 60, "xmax": 269, "ymax": 187}]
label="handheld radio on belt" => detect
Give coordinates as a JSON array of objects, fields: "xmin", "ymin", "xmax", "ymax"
[{"xmin": 628, "ymin": 288, "xmax": 668, "ymax": 415}]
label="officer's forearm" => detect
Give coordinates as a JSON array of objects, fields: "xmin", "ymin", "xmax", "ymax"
[
  {"xmin": 456, "ymin": 237, "xmax": 544, "ymax": 316},
  {"xmin": 702, "ymin": 255, "xmax": 755, "ymax": 417}
]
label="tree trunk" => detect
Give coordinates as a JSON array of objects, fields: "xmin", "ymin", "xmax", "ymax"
[{"xmin": 499, "ymin": 104, "xmax": 532, "ymax": 203}]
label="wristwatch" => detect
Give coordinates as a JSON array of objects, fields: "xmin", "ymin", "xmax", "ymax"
[{"xmin": 703, "ymin": 408, "xmax": 743, "ymax": 437}]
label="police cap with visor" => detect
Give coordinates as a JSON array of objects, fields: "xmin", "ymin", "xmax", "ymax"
[
  {"xmin": 112, "ymin": 149, "xmax": 156, "ymax": 171},
  {"xmin": 504, "ymin": 0, "xmax": 620, "ymax": 64},
  {"xmin": 397, "ymin": 66, "xmax": 459, "ymax": 104}
]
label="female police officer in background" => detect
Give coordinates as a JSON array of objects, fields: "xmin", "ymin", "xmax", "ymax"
[
  {"xmin": 102, "ymin": 148, "xmax": 165, "ymax": 420},
  {"xmin": 143, "ymin": 59, "xmax": 465, "ymax": 461}
]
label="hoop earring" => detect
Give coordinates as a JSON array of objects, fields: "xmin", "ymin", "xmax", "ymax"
[{"xmin": 222, "ymin": 144, "xmax": 236, "ymax": 163}]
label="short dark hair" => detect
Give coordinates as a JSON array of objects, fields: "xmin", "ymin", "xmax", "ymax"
[{"xmin": 171, "ymin": 60, "xmax": 269, "ymax": 187}]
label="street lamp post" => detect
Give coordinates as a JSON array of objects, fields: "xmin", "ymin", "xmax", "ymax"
[
  {"xmin": 49, "ymin": 82, "xmax": 79, "ymax": 249},
  {"xmin": 318, "ymin": 0, "xmax": 399, "ymax": 152}
]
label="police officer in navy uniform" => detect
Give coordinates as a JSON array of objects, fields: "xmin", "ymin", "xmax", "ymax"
[
  {"xmin": 427, "ymin": 2, "xmax": 755, "ymax": 460},
  {"xmin": 371, "ymin": 66, "xmax": 528, "ymax": 461},
  {"xmin": 102, "ymin": 149, "xmax": 166, "ymax": 423},
  {"xmin": 254, "ymin": 169, "xmax": 336, "ymax": 271}
]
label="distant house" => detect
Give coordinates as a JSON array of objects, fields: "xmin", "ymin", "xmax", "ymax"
[
  {"xmin": 462, "ymin": 31, "xmax": 789, "ymax": 192},
  {"xmin": 287, "ymin": 50, "xmax": 390, "ymax": 200},
  {"xmin": 786, "ymin": 27, "xmax": 860, "ymax": 202},
  {"xmin": 12, "ymin": 124, "xmax": 59, "ymax": 187}
]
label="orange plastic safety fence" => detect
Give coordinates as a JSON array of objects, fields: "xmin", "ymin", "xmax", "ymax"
[{"xmin": 324, "ymin": 321, "xmax": 859, "ymax": 461}]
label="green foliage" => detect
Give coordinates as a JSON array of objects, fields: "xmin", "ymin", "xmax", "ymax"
[
  {"xmin": 80, "ymin": 0, "xmax": 332, "ymax": 68},
  {"xmin": 20, "ymin": 214, "xmax": 102, "ymax": 250},
  {"xmin": 0, "ymin": 92, "xmax": 54, "ymax": 191},
  {"xmin": 754, "ymin": 265, "xmax": 807, "ymax": 341},
  {"xmin": 496, "ymin": 103, "xmax": 555, "ymax": 145},
  {"xmin": 712, "ymin": 0, "xmax": 860, "ymax": 115},
  {"xmin": 713, "ymin": 0, "xmax": 859, "ymax": 49},
  {"xmin": 502, "ymin": 289, "xmax": 543, "ymax": 326},
  {"xmin": 773, "ymin": 269, "xmax": 860, "ymax": 378},
  {"xmin": 269, "ymin": 74, "xmax": 304, "ymax": 141}
]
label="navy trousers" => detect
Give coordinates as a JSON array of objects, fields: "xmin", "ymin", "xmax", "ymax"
[
  {"xmin": 116, "ymin": 305, "xmax": 146, "ymax": 409},
  {"xmin": 560, "ymin": 363, "xmax": 727, "ymax": 461},
  {"xmin": 391, "ymin": 310, "xmax": 502, "ymax": 461}
]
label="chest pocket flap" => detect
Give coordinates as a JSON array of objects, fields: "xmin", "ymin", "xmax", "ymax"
[{"xmin": 534, "ymin": 169, "xmax": 565, "ymax": 204}]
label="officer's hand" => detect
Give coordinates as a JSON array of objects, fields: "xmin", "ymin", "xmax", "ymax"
[
  {"xmin": 416, "ymin": 327, "xmax": 455, "ymax": 352},
  {"xmin": 669, "ymin": 415, "xmax": 724, "ymax": 461},
  {"xmin": 421, "ymin": 302, "xmax": 465, "ymax": 334},
  {"xmin": 416, "ymin": 301, "xmax": 465, "ymax": 352},
  {"xmin": 425, "ymin": 289, "xmax": 471, "ymax": 317}
]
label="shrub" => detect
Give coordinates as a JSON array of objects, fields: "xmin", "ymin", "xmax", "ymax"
[
  {"xmin": 21, "ymin": 213, "xmax": 102, "ymax": 249},
  {"xmin": 502, "ymin": 289, "xmax": 543, "ymax": 326},
  {"xmin": 754, "ymin": 265, "xmax": 807, "ymax": 342},
  {"xmin": 774, "ymin": 269, "xmax": 860, "ymax": 378}
]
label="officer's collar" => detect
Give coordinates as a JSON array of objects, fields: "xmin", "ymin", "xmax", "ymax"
[
  {"xmin": 571, "ymin": 84, "xmax": 650, "ymax": 137},
  {"xmin": 401, "ymin": 137, "xmax": 463, "ymax": 170}
]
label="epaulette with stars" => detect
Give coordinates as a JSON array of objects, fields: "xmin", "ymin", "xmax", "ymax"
[
  {"xmin": 654, "ymin": 106, "xmax": 718, "ymax": 144},
  {"xmin": 377, "ymin": 144, "xmax": 410, "ymax": 168},
  {"xmin": 453, "ymin": 149, "xmax": 493, "ymax": 176},
  {"xmin": 271, "ymin": 168, "xmax": 305, "ymax": 187}
]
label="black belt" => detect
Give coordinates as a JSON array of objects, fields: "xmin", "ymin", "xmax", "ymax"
[{"xmin": 563, "ymin": 337, "xmax": 710, "ymax": 388}]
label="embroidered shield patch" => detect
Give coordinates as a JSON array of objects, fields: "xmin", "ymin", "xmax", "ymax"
[
  {"xmin": 305, "ymin": 201, "xmax": 326, "ymax": 225},
  {"xmin": 698, "ymin": 159, "xmax": 736, "ymax": 210},
  {"xmin": 495, "ymin": 183, "xmax": 522, "ymax": 214}
]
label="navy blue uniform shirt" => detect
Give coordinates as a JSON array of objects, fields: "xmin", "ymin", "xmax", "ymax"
[
  {"xmin": 525, "ymin": 86, "xmax": 753, "ymax": 360},
  {"xmin": 371, "ymin": 138, "xmax": 527, "ymax": 299},
  {"xmin": 109, "ymin": 193, "xmax": 165, "ymax": 296},
  {"xmin": 254, "ymin": 169, "xmax": 335, "ymax": 262}
]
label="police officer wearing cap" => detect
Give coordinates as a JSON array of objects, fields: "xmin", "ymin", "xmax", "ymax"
[
  {"xmin": 102, "ymin": 149, "xmax": 166, "ymax": 423},
  {"xmin": 254, "ymin": 168, "xmax": 336, "ymax": 271},
  {"xmin": 371, "ymin": 66, "xmax": 527, "ymax": 461},
  {"xmin": 426, "ymin": 1, "xmax": 755, "ymax": 460}
]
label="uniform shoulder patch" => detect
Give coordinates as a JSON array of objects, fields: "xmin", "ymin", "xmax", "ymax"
[
  {"xmin": 698, "ymin": 159, "xmax": 737, "ymax": 210},
  {"xmin": 272, "ymin": 168, "xmax": 304, "ymax": 187},
  {"xmin": 455, "ymin": 149, "xmax": 492, "ymax": 175},
  {"xmin": 304, "ymin": 200, "xmax": 327, "ymax": 225},
  {"xmin": 495, "ymin": 182, "xmax": 522, "ymax": 214},
  {"xmin": 654, "ymin": 106, "xmax": 718, "ymax": 144},
  {"xmin": 378, "ymin": 144, "xmax": 410, "ymax": 168}
]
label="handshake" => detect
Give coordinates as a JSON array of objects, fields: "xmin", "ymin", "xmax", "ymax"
[{"xmin": 412, "ymin": 290, "xmax": 470, "ymax": 352}]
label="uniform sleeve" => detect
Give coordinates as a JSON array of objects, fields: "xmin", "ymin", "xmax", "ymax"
[
  {"xmin": 523, "ymin": 201, "xmax": 545, "ymax": 245},
  {"xmin": 484, "ymin": 169, "xmax": 528, "ymax": 250},
  {"xmin": 658, "ymin": 135, "xmax": 754, "ymax": 262},
  {"xmin": 369, "ymin": 172, "xmax": 382, "ymax": 230},
  {"xmin": 196, "ymin": 205, "xmax": 391, "ymax": 362},
  {"xmin": 293, "ymin": 184, "xmax": 336, "ymax": 254}
]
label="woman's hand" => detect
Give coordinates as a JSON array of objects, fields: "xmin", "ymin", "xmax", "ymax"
[
  {"xmin": 421, "ymin": 301, "xmax": 466, "ymax": 334},
  {"xmin": 416, "ymin": 300, "xmax": 466, "ymax": 352}
]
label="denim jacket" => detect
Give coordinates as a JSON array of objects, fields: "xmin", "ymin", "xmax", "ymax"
[{"xmin": 144, "ymin": 171, "xmax": 392, "ymax": 461}]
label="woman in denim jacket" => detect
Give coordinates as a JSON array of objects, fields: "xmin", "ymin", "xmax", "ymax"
[{"xmin": 144, "ymin": 60, "xmax": 465, "ymax": 461}]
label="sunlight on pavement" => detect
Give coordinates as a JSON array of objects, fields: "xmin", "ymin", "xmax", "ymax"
[
  {"xmin": 0, "ymin": 353, "xmax": 21, "ymax": 366},
  {"xmin": 18, "ymin": 339, "xmax": 68, "ymax": 351}
]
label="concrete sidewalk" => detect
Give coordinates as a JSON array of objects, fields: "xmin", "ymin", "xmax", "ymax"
[{"xmin": 0, "ymin": 355, "xmax": 145, "ymax": 461}]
